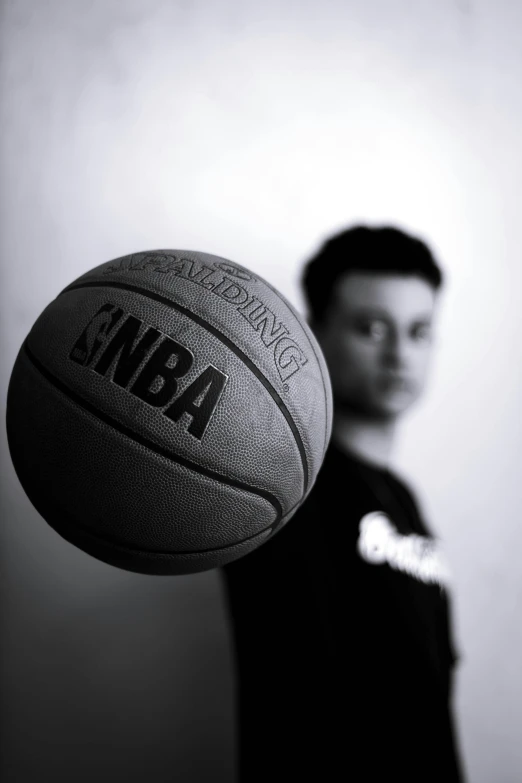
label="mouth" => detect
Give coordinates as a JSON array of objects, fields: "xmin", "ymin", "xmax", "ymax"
[{"xmin": 378, "ymin": 376, "xmax": 415, "ymax": 393}]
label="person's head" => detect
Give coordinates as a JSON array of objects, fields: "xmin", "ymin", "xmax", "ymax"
[{"xmin": 301, "ymin": 225, "xmax": 444, "ymax": 420}]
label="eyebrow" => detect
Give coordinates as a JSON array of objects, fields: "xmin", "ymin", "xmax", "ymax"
[
  {"xmin": 351, "ymin": 307, "xmax": 390, "ymax": 318},
  {"xmin": 350, "ymin": 308, "xmax": 433, "ymax": 323}
]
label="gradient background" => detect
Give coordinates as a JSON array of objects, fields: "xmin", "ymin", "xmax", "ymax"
[{"xmin": 1, "ymin": 1, "xmax": 521, "ymax": 781}]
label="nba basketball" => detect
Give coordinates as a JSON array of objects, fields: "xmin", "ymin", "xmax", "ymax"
[{"xmin": 6, "ymin": 250, "xmax": 333, "ymax": 575}]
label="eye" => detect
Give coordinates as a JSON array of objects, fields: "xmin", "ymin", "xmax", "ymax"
[
  {"xmin": 411, "ymin": 323, "xmax": 432, "ymax": 342},
  {"xmin": 358, "ymin": 320, "xmax": 389, "ymax": 341}
]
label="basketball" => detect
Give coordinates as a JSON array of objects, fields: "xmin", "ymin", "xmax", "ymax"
[{"xmin": 6, "ymin": 250, "xmax": 333, "ymax": 575}]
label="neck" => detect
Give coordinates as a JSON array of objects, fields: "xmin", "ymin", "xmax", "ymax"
[{"xmin": 332, "ymin": 409, "xmax": 397, "ymax": 470}]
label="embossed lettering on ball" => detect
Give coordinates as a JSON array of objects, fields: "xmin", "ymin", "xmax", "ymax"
[{"xmin": 6, "ymin": 250, "xmax": 333, "ymax": 575}]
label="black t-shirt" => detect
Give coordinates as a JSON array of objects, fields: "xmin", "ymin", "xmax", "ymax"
[{"xmin": 222, "ymin": 443, "xmax": 465, "ymax": 782}]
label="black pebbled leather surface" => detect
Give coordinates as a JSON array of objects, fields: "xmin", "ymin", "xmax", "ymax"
[{"xmin": 6, "ymin": 250, "xmax": 332, "ymax": 574}]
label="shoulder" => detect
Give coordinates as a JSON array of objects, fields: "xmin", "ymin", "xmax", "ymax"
[
  {"xmin": 312, "ymin": 443, "xmax": 379, "ymax": 501},
  {"xmin": 386, "ymin": 467, "xmax": 419, "ymax": 507},
  {"xmin": 385, "ymin": 467, "xmax": 433, "ymax": 536}
]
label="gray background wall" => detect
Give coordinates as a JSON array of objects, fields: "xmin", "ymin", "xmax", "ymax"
[{"xmin": 1, "ymin": 1, "xmax": 522, "ymax": 781}]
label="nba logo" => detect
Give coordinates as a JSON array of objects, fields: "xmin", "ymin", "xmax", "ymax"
[{"xmin": 69, "ymin": 303, "xmax": 124, "ymax": 366}]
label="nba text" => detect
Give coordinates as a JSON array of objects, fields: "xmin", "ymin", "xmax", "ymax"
[{"xmin": 69, "ymin": 304, "xmax": 228, "ymax": 440}]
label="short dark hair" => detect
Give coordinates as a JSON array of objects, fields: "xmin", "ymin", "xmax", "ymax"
[{"xmin": 301, "ymin": 224, "xmax": 444, "ymax": 323}]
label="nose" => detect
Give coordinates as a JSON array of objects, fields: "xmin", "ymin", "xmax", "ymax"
[{"xmin": 381, "ymin": 330, "xmax": 410, "ymax": 371}]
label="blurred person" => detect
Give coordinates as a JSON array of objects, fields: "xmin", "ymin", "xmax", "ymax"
[{"xmin": 222, "ymin": 225, "xmax": 465, "ymax": 782}]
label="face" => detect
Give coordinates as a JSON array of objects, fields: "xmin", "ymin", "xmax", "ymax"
[{"xmin": 314, "ymin": 273, "xmax": 439, "ymax": 419}]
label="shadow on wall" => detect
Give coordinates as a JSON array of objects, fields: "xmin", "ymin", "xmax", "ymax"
[{"xmin": 1, "ymin": 494, "xmax": 236, "ymax": 783}]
